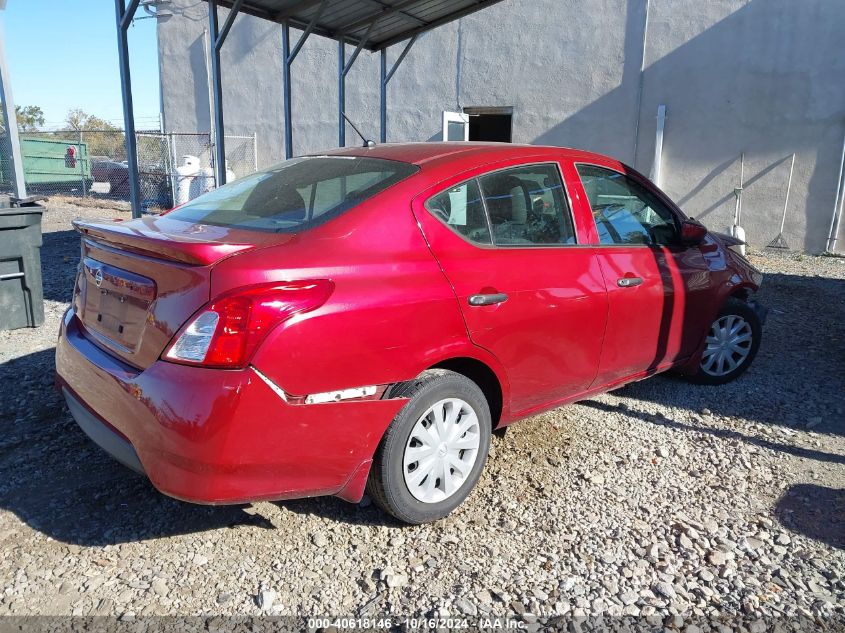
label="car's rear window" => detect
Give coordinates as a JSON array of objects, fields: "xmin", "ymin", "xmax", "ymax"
[{"xmin": 166, "ymin": 156, "xmax": 419, "ymax": 232}]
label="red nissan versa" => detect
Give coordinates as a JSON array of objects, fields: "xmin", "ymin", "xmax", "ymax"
[{"xmin": 55, "ymin": 143, "xmax": 766, "ymax": 524}]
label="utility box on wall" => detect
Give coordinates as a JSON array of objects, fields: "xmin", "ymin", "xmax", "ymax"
[{"xmin": 0, "ymin": 196, "xmax": 44, "ymax": 330}]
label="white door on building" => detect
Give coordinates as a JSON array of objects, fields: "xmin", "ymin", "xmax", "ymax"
[{"xmin": 442, "ymin": 111, "xmax": 470, "ymax": 141}]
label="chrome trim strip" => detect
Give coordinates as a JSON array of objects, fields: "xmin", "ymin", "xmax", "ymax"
[
  {"xmin": 423, "ymin": 160, "xmax": 580, "ymax": 249},
  {"xmin": 305, "ymin": 386, "xmax": 378, "ymax": 404},
  {"xmin": 251, "ymin": 366, "xmax": 288, "ymax": 402}
]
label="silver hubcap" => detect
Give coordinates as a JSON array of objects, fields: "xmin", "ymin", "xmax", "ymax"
[
  {"xmin": 403, "ymin": 398, "xmax": 481, "ymax": 504},
  {"xmin": 700, "ymin": 314, "xmax": 753, "ymax": 377}
]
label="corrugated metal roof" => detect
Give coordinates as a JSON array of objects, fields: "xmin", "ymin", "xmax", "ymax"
[{"xmin": 210, "ymin": 0, "xmax": 505, "ymax": 50}]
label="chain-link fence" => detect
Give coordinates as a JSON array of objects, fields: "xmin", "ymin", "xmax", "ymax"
[
  {"xmin": 0, "ymin": 129, "xmax": 257, "ymax": 212},
  {"xmin": 0, "ymin": 106, "xmax": 20, "ymax": 197},
  {"xmin": 0, "ymin": 128, "xmax": 13, "ymax": 197}
]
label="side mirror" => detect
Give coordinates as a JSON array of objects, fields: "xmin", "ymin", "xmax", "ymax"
[{"xmin": 680, "ymin": 219, "xmax": 707, "ymax": 246}]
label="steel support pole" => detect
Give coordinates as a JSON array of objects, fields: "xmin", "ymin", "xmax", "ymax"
[
  {"xmin": 338, "ymin": 38, "xmax": 345, "ymax": 147},
  {"xmin": 0, "ymin": 19, "xmax": 26, "ymax": 199},
  {"xmin": 282, "ymin": 0, "xmax": 328, "ymax": 159},
  {"xmin": 115, "ymin": 0, "xmax": 142, "ymax": 217},
  {"xmin": 380, "ymin": 35, "xmax": 417, "ymax": 144},
  {"xmin": 217, "ymin": 0, "xmax": 243, "ymax": 45},
  {"xmin": 282, "ymin": 22, "xmax": 293, "ymax": 159},
  {"xmin": 208, "ymin": 0, "xmax": 226, "ymax": 186},
  {"xmin": 205, "ymin": 0, "xmax": 243, "ymax": 186},
  {"xmin": 78, "ymin": 129, "xmax": 87, "ymax": 196},
  {"xmin": 379, "ymin": 49, "xmax": 387, "ymax": 143},
  {"xmin": 167, "ymin": 132, "xmax": 178, "ymax": 205},
  {"xmin": 338, "ymin": 21, "xmax": 376, "ymax": 147}
]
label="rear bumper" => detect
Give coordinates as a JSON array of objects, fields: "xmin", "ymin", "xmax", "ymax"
[
  {"xmin": 56, "ymin": 309, "xmax": 405, "ymax": 505},
  {"xmin": 62, "ymin": 388, "xmax": 144, "ymax": 474}
]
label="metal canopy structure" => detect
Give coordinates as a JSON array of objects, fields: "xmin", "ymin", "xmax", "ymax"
[
  {"xmin": 212, "ymin": 0, "xmax": 503, "ymax": 51},
  {"xmin": 115, "ymin": 0, "xmax": 503, "ymax": 217}
]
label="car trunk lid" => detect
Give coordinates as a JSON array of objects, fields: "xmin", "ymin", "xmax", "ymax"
[{"xmin": 72, "ymin": 216, "xmax": 289, "ymax": 369}]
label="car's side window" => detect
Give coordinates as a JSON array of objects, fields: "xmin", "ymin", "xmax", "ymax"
[
  {"xmin": 425, "ymin": 179, "xmax": 492, "ymax": 245},
  {"xmin": 478, "ymin": 165, "xmax": 576, "ymax": 246},
  {"xmin": 576, "ymin": 164, "xmax": 678, "ymax": 246}
]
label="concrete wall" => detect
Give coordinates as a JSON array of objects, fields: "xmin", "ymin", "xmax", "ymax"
[{"xmin": 157, "ymin": 0, "xmax": 845, "ymax": 253}]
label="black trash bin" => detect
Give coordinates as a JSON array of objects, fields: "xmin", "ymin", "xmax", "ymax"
[{"xmin": 0, "ymin": 195, "xmax": 45, "ymax": 330}]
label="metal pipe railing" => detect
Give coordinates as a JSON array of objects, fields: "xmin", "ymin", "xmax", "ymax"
[{"xmin": 826, "ymin": 129, "xmax": 845, "ymax": 253}]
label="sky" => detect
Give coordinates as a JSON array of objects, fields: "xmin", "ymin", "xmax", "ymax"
[{"xmin": 1, "ymin": 1, "xmax": 161, "ymax": 130}]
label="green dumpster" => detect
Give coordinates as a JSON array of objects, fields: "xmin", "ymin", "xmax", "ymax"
[
  {"xmin": 0, "ymin": 137, "xmax": 93, "ymax": 193},
  {"xmin": 0, "ymin": 195, "xmax": 44, "ymax": 330}
]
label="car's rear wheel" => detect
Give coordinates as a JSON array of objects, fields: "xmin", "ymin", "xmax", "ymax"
[
  {"xmin": 367, "ymin": 369, "xmax": 491, "ymax": 524},
  {"xmin": 688, "ymin": 298, "xmax": 762, "ymax": 385}
]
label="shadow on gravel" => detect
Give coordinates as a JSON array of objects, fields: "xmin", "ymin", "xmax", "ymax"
[
  {"xmin": 41, "ymin": 229, "xmax": 81, "ymax": 303},
  {"xmin": 613, "ymin": 271, "xmax": 845, "ymax": 437},
  {"xmin": 774, "ymin": 484, "xmax": 845, "ymax": 550},
  {"xmin": 582, "ymin": 400, "xmax": 845, "ymax": 465},
  {"xmin": 276, "ymin": 497, "xmax": 400, "ymax": 528},
  {"xmin": 0, "ymin": 348, "xmax": 276, "ymax": 546}
]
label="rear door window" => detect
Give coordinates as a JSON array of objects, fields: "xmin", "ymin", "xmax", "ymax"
[
  {"xmin": 425, "ymin": 179, "xmax": 492, "ymax": 245},
  {"xmin": 167, "ymin": 156, "xmax": 418, "ymax": 232},
  {"xmin": 425, "ymin": 163, "xmax": 576, "ymax": 247},
  {"xmin": 478, "ymin": 164, "xmax": 576, "ymax": 246}
]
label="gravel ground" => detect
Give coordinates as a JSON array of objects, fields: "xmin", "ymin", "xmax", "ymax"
[{"xmin": 0, "ymin": 200, "xmax": 843, "ymax": 629}]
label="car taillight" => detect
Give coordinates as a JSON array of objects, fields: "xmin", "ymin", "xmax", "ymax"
[{"xmin": 163, "ymin": 280, "xmax": 334, "ymax": 368}]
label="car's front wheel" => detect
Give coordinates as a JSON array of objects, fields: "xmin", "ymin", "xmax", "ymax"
[
  {"xmin": 367, "ymin": 369, "xmax": 491, "ymax": 524},
  {"xmin": 688, "ymin": 297, "xmax": 762, "ymax": 385}
]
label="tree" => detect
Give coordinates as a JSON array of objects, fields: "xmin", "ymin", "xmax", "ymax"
[
  {"xmin": 66, "ymin": 108, "xmax": 120, "ymax": 132},
  {"xmin": 0, "ymin": 104, "xmax": 44, "ymax": 133},
  {"xmin": 16, "ymin": 105, "xmax": 44, "ymax": 132},
  {"xmin": 65, "ymin": 108, "xmax": 125, "ymax": 159}
]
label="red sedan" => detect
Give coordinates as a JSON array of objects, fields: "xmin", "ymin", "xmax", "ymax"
[{"xmin": 55, "ymin": 143, "xmax": 765, "ymax": 524}]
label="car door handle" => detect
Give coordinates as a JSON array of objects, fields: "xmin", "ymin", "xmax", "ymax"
[
  {"xmin": 468, "ymin": 293, "xmax": 509, "ymax": 306},
  {"xmin": 617, "ymin": 276, "xmax": 643, "ymax": 288}
]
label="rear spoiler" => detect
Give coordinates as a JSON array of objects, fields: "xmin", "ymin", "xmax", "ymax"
[{"xmin": 73, "ymin": 219, "xmax": 254, "ymax": 266}]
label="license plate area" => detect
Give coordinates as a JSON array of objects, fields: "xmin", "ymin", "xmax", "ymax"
[{"xmin": 80, "ymin": 258, "xmax": 156, "ymax": 352}]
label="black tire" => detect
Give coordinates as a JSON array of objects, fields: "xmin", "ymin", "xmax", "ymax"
[
  {"xmin": 687, "ymin": 297, "xmax": 762, "ymax": 385},
  {"xmin": 367, "ymin": 369, "xmax": 492, "ymax": 524}
]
